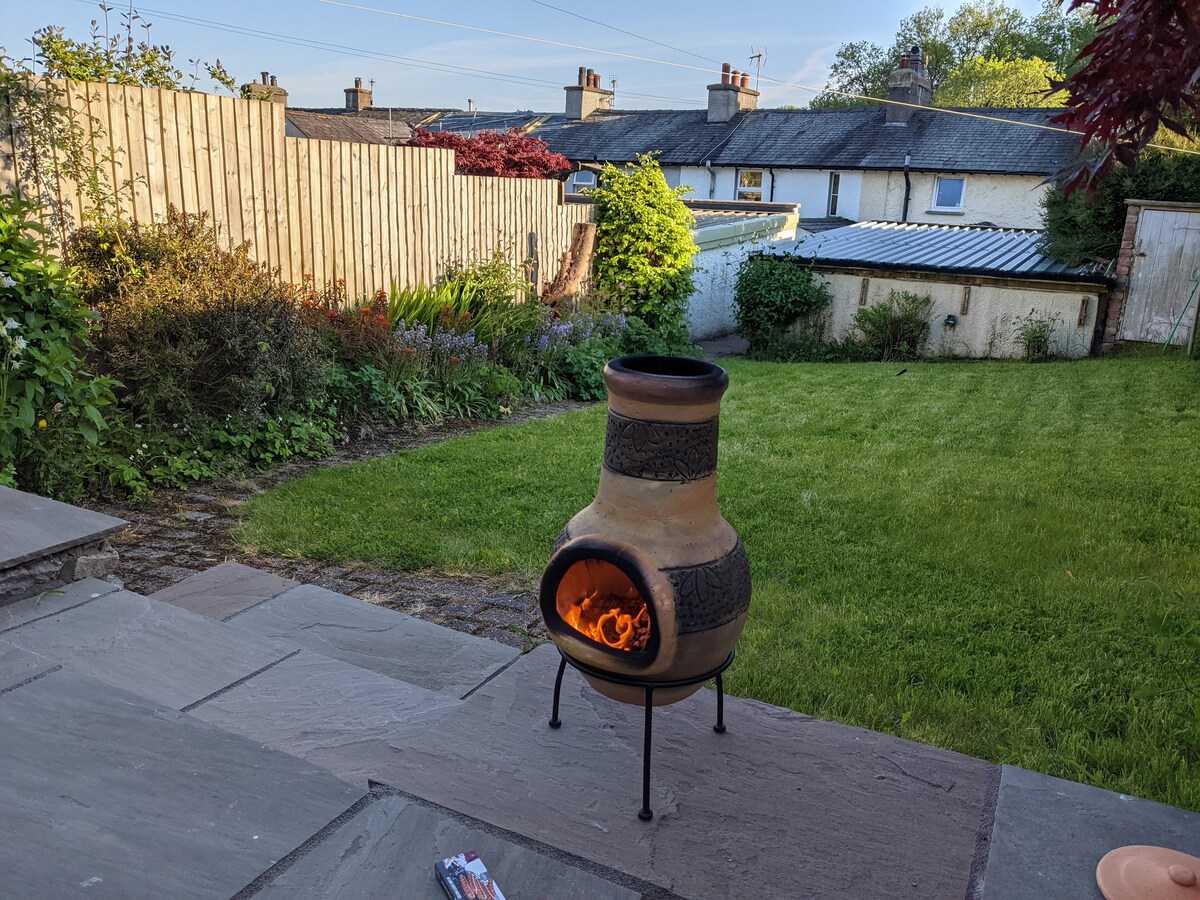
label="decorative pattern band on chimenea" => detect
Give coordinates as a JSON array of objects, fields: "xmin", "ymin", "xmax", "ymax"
[{"xmin": 539, "ymin": 354, "xmax": 751, "ymax": 820}]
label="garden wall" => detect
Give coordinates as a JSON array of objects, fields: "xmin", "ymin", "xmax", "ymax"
[
  {"xmin": 0, "ymin": 80, "xmax": 592, "ymax": 299},
  {"xmin": 810, "ymin": 268, "xmax": 1103, "ymax": 358}
]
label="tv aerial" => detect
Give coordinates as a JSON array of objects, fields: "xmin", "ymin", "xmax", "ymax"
[{"xmin": 749, "ymin": 47, "xmax": 767, "ymax": 91}]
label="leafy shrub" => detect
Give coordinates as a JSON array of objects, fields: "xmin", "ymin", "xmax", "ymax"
[
  {"xmin": 1012, "ymin": 309, "xmax": 1061, "ymax": 361},
  {"xmin": 0, "ymin": 195, "xmax": 122, "ymax": 497},
  {"xmin": 591, "ymin": 154, "xmax": 697, "ymax": 332},
  {"xmin": 734, "ymin": 255, "xmax": 832, "ymax": 353},
  {"xmin": 69, "ymin": 208, "xmax": 330, "ymax": 427},
  {"xmin": 852, "ymin": 290, "xmax": 933, "ymax": 361}
]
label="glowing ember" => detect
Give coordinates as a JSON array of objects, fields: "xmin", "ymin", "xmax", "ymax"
[{"xmin": 563, "ymin": 586, "xmax": 650, "ymax": 651}]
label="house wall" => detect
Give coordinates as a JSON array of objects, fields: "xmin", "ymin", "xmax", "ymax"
[
  {"xmin": 687, "ymin": 215, "xmax": 799, "ymax": 339},
  {"xmin": 809, "ymin": 269, "xmax": 1101, "ymax": 358},
  {"xmin": 858, "ymin": 172, "xmax": 1049, "ymax": 229}
]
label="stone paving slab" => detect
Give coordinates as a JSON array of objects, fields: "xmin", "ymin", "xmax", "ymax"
[
  {"xmin": 0, "ymin": 484, "xmax": 126, "ymax": 568},
  {"xmin": 227, "ymin": 584, "xmax": 520, "ymax": 697},
  {"xmin": 257, "ymin": 794, "xmax": 642, "ymax": 899},
  {"xmin": 3, "ymin": 590, "xmax": 295, "ymax": 710},
  {"xmin": 0, "ymin": 668, "xmax": 364, "ymax": 900},
  {"xmin": 371, "ymin": 644, "xmax": 996, "ymax": 900},
  {"xmin": 0, "ymin": 577, "xmax": 117, "ymax": 633},
  {"xmin": 191, "ymin": 651, "xmax": 463, "ymax": 786},
  {"xmin": 150, "ymin": 560, "xmax": 300, "ymax": 620},
  {"xmin": 979, "ymin": 765, "xmax": 1200, "ymax": 900},
  {"xmin": 0, "ymin": 641, "xmax": 56, "ymax": 691}
]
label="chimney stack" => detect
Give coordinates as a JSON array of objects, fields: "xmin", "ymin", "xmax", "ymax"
[
  {"xmin": 344, "ymin": 76, "xmax": 373, "ymax": 112},
  {"xmin": 885, "ymin": 45, "xmax": 932, "ymax": 124},
  {"xmin": 242, "ymin": 71, "xmax": 288, "ymax": 105},
  {"xmin": 565, "ymin": 64, "xmax": 614, "ymax": 120},
  {"xmin": 707, "ymin": 61, "xmax": 758, "ymax": 123}
]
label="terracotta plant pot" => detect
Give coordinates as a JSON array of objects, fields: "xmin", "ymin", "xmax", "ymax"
[{"xmin": 539, "ymin": 355, "xmax": 751, "ymax": 705}]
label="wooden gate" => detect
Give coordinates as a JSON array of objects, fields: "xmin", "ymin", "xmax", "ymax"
[{"xmin": 1120, "ymin": 203, "xmax": 1200, "ymax": 346}]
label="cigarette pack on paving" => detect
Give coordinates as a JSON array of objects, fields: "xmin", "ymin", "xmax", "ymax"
[{"xmin": 434, "ymin": 851, "xmax": 506, "ymax": 900}]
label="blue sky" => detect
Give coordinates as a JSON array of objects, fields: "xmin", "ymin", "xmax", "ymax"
[{"xmin": 3, "ymin": 0, "xmax": 1050, "ymax": 111}]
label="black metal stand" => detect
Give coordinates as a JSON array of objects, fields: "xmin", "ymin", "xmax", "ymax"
[{"xmin": 548, "ymin": 648, "xmax": 734, "ymax": 821}]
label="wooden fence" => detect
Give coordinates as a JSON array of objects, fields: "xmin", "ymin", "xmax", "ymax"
[{"xmin": 0, "ymin": 80, "xmax": 592, "ymax": 298}]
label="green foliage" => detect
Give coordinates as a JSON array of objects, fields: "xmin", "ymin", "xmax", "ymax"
[
  {"xmin": 0, "ymin": 194, "xmax": 120, "ymax": 498},
  {"xmin": 1012, "ymin": 309, "xmax": 1061, "ymax": 361},
  {"xmin": 591, "ymin": 154, "xmax": 697, "ymax": 332},
  {"xmin": 810, "ymin": 0, "xmax": 1097, "ymax": 107},
  {"xmin": 936, "ymin": 56, "xmax": 1065, "ymax": 108},
  {"xmin": 1042, "ymin": 149, "xmax": 1200, "ymax": 265},
  {"xmin": 69, "ymin": 208, "xmax": 330, "ymax": 428},
  {"xmin": 734, "ymin": 255, "xmax": 832, "ymax": 353},
  {"xmin": 851, "ymin": 290, "xmax": 933, "ymax": 361}
]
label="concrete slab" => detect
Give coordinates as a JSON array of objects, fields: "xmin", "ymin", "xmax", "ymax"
[
  {"xmin": 979, "ymin": 766, "xmax": 1200, "ymax": 900},
  {"xmin": 257, "ymin": 795, "xmax": 641, "ymax": 900},
  {"xmin": 151, "ymin": 560, "xmax": 300, "ymax": 620},
  {"xmin": 0, "ymin": 577, "xmax": 117, "ymax": 633},
  {"xmin": 0, "ymin": 669, "xmax": 364, "ymax": 900},
  {"xmin": 228, "ymin": 584, "xmax": 519, "ymax": 697},
  {"xmin": 3, "ymin": 590, "xmax": 295, "ymax": 710},
  {"xmin": 191, "ymin": 651, "xmax": 462, "ymax": 785},
  {"xmin": 0, "ymin": 485, "xmax": 125, "ymax": 568},
  {"xmin": 0, "ymin": 641, "xmax": 56, "ymax": 691},
  {"xmin": 371, "ymin": 644, "xmax": 996, "ymax": 900}
]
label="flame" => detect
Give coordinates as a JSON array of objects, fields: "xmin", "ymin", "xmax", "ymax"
[{"xmin": 563, "ymin": 586, "xmax": 650, "ymax": 651}]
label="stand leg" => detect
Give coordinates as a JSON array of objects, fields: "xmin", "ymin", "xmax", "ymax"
[
  {"xmin": 639, "ymin": 687, "xmax": 654, "ymax": 821},
  {"xmin": 548, "ymin": 657, "xmax": 567, "ymax": 729},
  {"xmin": 714, "ymin": 673, "xmax": 726, "ymax": 734}
]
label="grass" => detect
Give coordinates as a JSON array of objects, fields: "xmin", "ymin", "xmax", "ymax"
[{"xmin": 237, "ymin": 356, "xmax": 1200, "ymax": 810}]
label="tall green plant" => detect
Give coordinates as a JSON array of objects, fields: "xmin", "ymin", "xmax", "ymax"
[
  {"xmin": 734, "ymin": 255, "xmax": 832, "ymax": 354},
  {"xmin": 591, "ymin": 154, "xmax": 697, "ymax": 332}
]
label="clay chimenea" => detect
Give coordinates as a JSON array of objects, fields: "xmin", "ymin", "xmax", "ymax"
[{"xmin": 539, "ymin": 354, "xmax": 751, "ymax": 819}]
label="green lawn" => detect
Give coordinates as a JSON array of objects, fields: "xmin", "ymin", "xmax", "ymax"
[{"xmin": 236, "ymin": 356, "xmax": 1200, "ymax": 810}]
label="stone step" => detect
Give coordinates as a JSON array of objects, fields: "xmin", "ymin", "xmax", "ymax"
[
  {"xmin": 0, "ymin": 577, "xmax": 118, "ymax": 633},
  {"xmin": 225, "ymin": 583, "xmax": 520, "ymax": 698},
  {"xmin": 150, "ymin": 560, "xmax": 300, "ymax": 621},
  {"xmin": 2, "ymin": 588, "xmax": 296, "ymax": 710},
  {"xmin": 0, "ymin": 666, "xmax": 364, "ymax": 899},
  {"xmin": 253, "ymin": 793, "xmax": 641, "ymax": 900},
  {"xmin": 189, "ymin": 650, "xmax": 463, "ymax": 786},
  {"xmin": 0, "ymin": 486, "xmax": 125, "ymax": 602}
]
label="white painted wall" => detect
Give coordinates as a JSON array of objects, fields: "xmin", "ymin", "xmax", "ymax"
[
  {"xmin": 808, "ymin": 270, "xmax": 1100, "ymax": 358},
  {"xmin": 858, "ymin": 172, "xmax": 1049, "ymax": 229},
  {"xmin": 686, "ymin": 215, "xmax": 799, "ymax": 339},
  {"xmin": 768, "ymin": 170, "xmax": 862, "ymax": 219}
]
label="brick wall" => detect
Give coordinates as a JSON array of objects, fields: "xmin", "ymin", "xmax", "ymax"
[{"xmin": 1099, "ymin": 203, "xmax": 1141, "ymax": 353}]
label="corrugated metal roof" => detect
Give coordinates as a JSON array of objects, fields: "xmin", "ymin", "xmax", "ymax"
[{"xmin": 767, "ymin": 221, "xmax": 1109, "ymax": 283}]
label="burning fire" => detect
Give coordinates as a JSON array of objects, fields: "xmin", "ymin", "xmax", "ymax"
[{"xmin": 563, "ymin": 586, "xmax": 650, "ymax": 651}]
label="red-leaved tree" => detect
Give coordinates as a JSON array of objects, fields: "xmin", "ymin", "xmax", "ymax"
[
  {"xmin": 407, "ymin": 127, "xmax": 572, "ymax": 179},
  {"xmin": 1053, "ymin": 0, "xmax": 1200, "ymax": 191}
]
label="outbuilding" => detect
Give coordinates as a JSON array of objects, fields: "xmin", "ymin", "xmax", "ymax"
[{"xmin": 764, "ymin": 221, "xmax": 1112, "ymax": 358}]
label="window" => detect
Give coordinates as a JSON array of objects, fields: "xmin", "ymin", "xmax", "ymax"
[
  {"xmin": 571, "ymin": 170, "xmax": 597, "ymax": 192},
  {"xmin": 827, "ymin": 172, "xmax": 841, "ymax": 216},
  {"xmin": 932, "ymin": 175, "xmax": 965, "ymax": 212},
  {"xmin": 737, "ymin": 169, "xmax": 763, "ymax": 201}
]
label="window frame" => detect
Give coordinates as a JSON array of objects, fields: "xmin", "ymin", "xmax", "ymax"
[
  {"xmin": 827, "ymin": 172, "xmax": 841, "ymax": 216},
  {"xmin": 571, "ymin": 169, "xmax": 597, "ymax": 192},
  {"xmin": 930, "ymin": 175, "xmax": 966, "ymax": 213},
  {"xmin": 736, "ymin": 168, "xmax": 764, "ymax": 202}
]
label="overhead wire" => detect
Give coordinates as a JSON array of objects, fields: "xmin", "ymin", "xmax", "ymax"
[
  {"xmin": 526, "ymin": 0, "xmax": 721, "ymax": 66},
  {"xmin": 317, "ymin": 0, "xmax": 1200, "ymax": 156},
  {"xmin": 59, "ymin": 0, "xmax": 703, "ymax": 106}
]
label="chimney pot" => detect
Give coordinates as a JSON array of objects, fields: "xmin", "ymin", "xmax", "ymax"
[
  {"xmin": 578, "ymin": 66, "xmax": 587, "ymax": 86},
  {"xmin": 261, "ymin": 71, "xmax": 269, "ymax": 85},
  {"xmin": 721, "ymin": 62, "xmax": 731, "ymax": 85},
  {"xmin": 355, "ymin": 77, "xmax": 362, "ymax": 88},
  {"xmin": 740, "ymin": 72, "xmax": 750, "ymax": 89},
  {"xmin": 270, "ymin": 75, "xmax": 278, "ymax": 87},
  {"xmin": 900, "ymin": 54, "xmax": 910, "ymax": 69}
]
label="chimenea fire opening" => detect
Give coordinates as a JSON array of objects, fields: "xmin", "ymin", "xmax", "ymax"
[{"xmin": 539, "ymin": 354, "xmax": 751, "ymax": 820}]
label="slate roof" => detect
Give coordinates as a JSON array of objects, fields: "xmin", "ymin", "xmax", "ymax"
[
  {"xmin": 286, "ymin": 110, "xmax": 412, "ymax": 144},
  {"xmin": 768, "ymin": 221, "xmax": 1109, "ymax": 283},
  {"xmin": 427, "ymin": 106, "xmax": 1078, "ymax": 176}
]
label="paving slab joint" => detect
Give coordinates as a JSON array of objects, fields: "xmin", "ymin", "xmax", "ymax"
[
  {"xmin": 964, "ymin": 764, "xmax": 1002, "ymax": 900},
  {"xmin": 180, "ymin": 648, "xmax": 302, "ymax": 713},
  {"xmin": 0, "ymin": 663, "xmax": 62, "ymax": 697},
  {"xmin": 459, "ymin": 648, "xmax": 529, "ymax": 700}
]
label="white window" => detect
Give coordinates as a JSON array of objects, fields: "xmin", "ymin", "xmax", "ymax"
[
  {"xmin": 827, "ymin": 173, "xmax": 841, "ymax": 216},
  {"xmin": 932, "ymin": 176, "xmax": 965, "ymax": 212},
  {"xmin": 571, "ymin": 170, "xmax": 597, "ymax": 192},
  {"xmin": 737, "ymin": 169, "xmax": 763, "ymax": 201}
]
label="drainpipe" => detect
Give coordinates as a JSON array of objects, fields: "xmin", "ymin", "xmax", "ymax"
[
  {"xmin": 705, "ymin": 160, "xmax": 715, "ymax": 200},
  {"xmin": 767, "ymin": 167, "xmax": 775, "ymax": 202},
  {"xmin": 901, "ymin": 152, "xmax": 912, "ymax": 223}
]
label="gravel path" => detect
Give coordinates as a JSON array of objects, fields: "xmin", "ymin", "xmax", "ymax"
[{"xmin": 89, "ymin": 404, "xmax": 587, "ymax": 651}]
